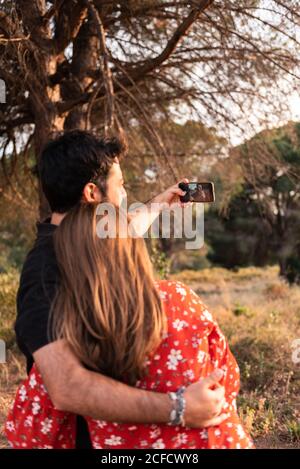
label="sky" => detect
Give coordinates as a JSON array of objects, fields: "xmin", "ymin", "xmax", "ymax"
[{"xmin": 289, "ymin": 92, "xmax": 300, "ymax": 121}]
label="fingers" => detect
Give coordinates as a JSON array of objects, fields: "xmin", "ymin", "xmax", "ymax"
[
  {"xmin": 207, "ymin": 387, "xmax": 226, "ymax": 420},
  {"xmin": 174, "ymin": 178, "xmax": 189, "ymax": 193},
  {"xmin": 212, "ymin": 385, "xmax": 225, "ymax": 401},
  {"xmin": 201, "ymin": 369, "xmax": 224, "ymax": 388},
  {"xmin": 211, "ymin": 382, "xmax": 222, "ymax": 389},
  {"xmin": 202, "ymin": 413, "xmax": 230, "ymax": 428},
  {"xmin": 172, "ymin": 187, "xmax": 186, "ymax": 196}
]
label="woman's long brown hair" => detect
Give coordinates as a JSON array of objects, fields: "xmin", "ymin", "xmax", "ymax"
[{"xmin": 50, "ymin": 201, "xmax": 166, "ymax": 385}]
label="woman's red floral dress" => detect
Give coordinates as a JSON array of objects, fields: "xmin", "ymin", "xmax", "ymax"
[{"xmin": 5, "ymin": 280, "xmax": 254, "ymax": 449}]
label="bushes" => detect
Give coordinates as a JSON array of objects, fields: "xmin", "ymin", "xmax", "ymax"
[{"xmin": 0, "ymin": 269, "xmax": 19, "ymax": 349}]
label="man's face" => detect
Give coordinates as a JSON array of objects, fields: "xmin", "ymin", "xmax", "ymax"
[{"xmin": 105, "ymin": 159, "xmax": 127, "ymax": 207}]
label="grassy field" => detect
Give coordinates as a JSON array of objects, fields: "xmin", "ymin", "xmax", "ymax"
[{"xmin": 0, "ymin": 266, "xmax": 300, "ymax": 448}]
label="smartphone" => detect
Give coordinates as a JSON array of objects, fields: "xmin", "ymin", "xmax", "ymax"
[{"xmin": 178, "ymin": 182, "xmax": 215, "ymax": 203}]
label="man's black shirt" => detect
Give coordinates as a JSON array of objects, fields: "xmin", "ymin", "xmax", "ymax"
[{"xmin": 15, "ymin": 218, "xmax": 92, "ymax": 448}]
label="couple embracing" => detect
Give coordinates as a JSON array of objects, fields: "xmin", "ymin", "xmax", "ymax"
[{"xmin": 5, "ymin": 130, "xmax": 253, "ymax": 449}]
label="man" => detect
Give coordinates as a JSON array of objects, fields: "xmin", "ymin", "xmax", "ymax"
[{"xmin": 15, "ymin": 130, "xmax": 227, "ymax": 448}]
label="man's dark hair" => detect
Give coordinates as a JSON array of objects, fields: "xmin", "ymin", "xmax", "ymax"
[{"xmin": 39, "ymin": 130, "xmax": 125, "ymax": 213}]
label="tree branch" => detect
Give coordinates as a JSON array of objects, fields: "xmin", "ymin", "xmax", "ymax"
[
  {"xmin": 54, "ymin": 0, "xmax": 88, "ymax": 53},
  {"xmin": 123, "ymin": 0, "xmax": 214, "ymax": 84},
  {"xmin": 88, "ymin": 0, "xmax": 115, "ymax": 133}
]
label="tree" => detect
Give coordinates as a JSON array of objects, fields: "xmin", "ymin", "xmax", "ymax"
[
  {"xmin": 206, "ymin": 184, "xmax": 275, "ymax": 269},
  {"xmin": 0, "ymin": 0, "xmax": 299, "ymax": 219},
  {"xmin": 124, "ymin": 119, "xmax": 226, "ymax": 200},
  {"xmin": 208, "ymin": 122, "xmax": 300, "ymax": 282},
  {"xmin": 120, "ymin": 118, "xmax": 225, "ymax": 276}
]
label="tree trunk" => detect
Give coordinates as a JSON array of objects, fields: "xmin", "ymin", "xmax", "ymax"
[{"xmin": 33, "ymin": 56, "xmax": 66, "ymax": 221}]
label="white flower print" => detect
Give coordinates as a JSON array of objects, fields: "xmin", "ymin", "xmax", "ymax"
[
  {"xmin": 93, "ymin": 443, "xmax": 103, "ymax": 449},
  {"xmin": 192, "ymin": 336, "xmax": 202, "ymax": 349},
  {"xmin": 172, "ymin": 319, "xmax": 188, "ymax": 331},
  {"xmin": 174, "ymin": 433, "xmax": 188, "ymax": 446},
  {"xmin": 152, "ymin": 438, "xmax": 165, "ymax": 449},
  {"xmin": 236, "ymin": 424, "xmax": 246, "ymax": 439},
  {"xmin": 150, "ymin": 428, "xmax": 161, "ymax": 439},
  {"xmin": 158, "ymin": 290, "xmax": 168, "ymax": 301},
  {"xmin": 41, "ymin": 418, "xmax": 52, "ymax": 435},
  {"xmin": 197, "ymin": 350, "xmax": 207, "ymax": 364},
  {"xmin": 166, "ymin": 348, "xmax": 183, "ymax": 370},
  {"xmin": 32, "ymin": 401, "xmax": 41, "ymax": 415},
  {"xmin": 202, "ymin": 309, "xmax": 213, "ymax": 321},
  {"xmin": 19, "ymin": 385, "xmax": 27, "ymax": 402},
  {"xmin": 183, "ymin": 369, "xmax": 195, "ymax": 381},
  {"xmin": 6, "ymin": 421, "xmax": 15, "ymax": 432},
  {"xmin": 199, "ymin": 429, "xmax": 208, "ymax": 439},
  {"xmin": 29, "ymin": 373, "xmax": 37, "ymax": 388},
  {"xmin": 24, "ymin": 415, "xmax": 33, "ymax": 427},
  {"xmin": 175, "ymin": 283, "xmax": 187, "ymax": 298},
  {"xmin": 104, "ymin": 435, "xmax": 123, "ymax": 446},
  {"xmin": 96, "ymin": 420, "xmax": 107, "ymax": 428}
]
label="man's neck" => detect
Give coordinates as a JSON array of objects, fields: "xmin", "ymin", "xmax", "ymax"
[{"xmin": 51, "ymin": 212, "xmax": 67, "ymax": 226}]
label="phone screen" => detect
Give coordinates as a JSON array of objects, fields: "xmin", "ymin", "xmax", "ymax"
[{"xmin": 187, "ymin": 182, "xmax": 215, "ymax": 203}]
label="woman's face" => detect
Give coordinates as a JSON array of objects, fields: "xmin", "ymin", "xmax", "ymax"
[{"xmin": 106, "ymin": 159, "xmax": 127, "ymax": 208}]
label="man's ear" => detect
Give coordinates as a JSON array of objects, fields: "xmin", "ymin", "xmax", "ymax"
[{"xmin": 82, "ymin": 183, "xmax": 102, "ymax": 203}]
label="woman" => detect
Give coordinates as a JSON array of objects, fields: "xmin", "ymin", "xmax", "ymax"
[{"xmin": 5, "ymin": 202, "xmax": 253, "ymax": 449}]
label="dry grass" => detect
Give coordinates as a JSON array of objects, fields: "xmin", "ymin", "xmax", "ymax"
[
  {"xmin": 170, "ymin": 265, "xmax": 300, "ymax": 448},
  {"xmin": 0, "ymin": 266, "xmax": 300, "ymax": 448},
  {"xmin": 0, "ymin": 269, "xmax": 26, "ymax": 448}
]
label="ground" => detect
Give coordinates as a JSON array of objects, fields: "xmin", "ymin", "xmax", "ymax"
[{"xmin": 0, "ymin": 266, "xmax": 299, "ymax": 448}]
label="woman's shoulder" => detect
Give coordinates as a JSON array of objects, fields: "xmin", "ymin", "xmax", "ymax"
[
  {"xmin": 155, "ymin": 278, "xmax": 191, "ymax": 295},
  {"xmin": 154, "ymin": 279, "xmax": 214, "ymax": 324},
  {"xmin": 155, "ymin": 278, "xmax": 202, "ymax": 302}
]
